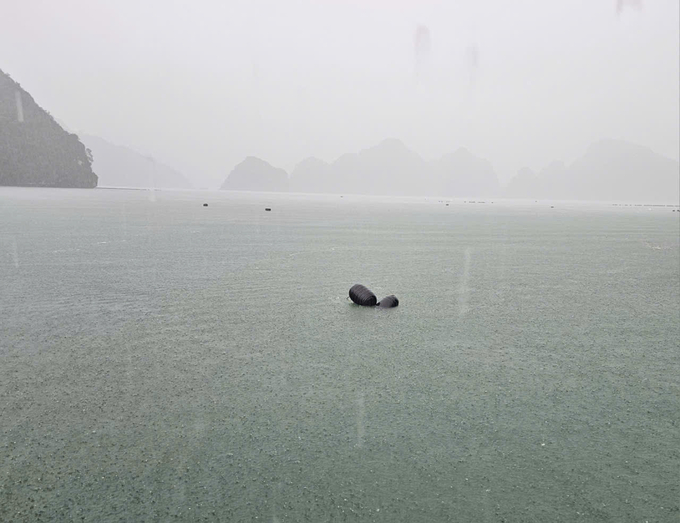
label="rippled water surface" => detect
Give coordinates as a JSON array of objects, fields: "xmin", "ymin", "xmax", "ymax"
[{"xmin": 1, "ymin": 188, "xmax": 679, "ymax": 522}]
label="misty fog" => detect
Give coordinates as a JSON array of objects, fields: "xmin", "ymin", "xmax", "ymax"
[{"xmin": 1, "ymin": 0, "xmax": 678, "ymax": 190}]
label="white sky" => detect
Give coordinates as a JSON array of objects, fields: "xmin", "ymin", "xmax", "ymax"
[{"xmin": 1, "ymin": 0, "xmax": 678, "ymax": 187}]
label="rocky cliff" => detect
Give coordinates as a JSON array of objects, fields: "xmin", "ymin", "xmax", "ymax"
[{"xmin": 0, "ymin": 69, "xmax": 97, "ymax": 188}]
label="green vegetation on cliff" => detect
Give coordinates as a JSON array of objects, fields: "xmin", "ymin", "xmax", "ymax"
[{"xmin": 0, "ymin": 69, "xmax": 97, "ymax": 188}]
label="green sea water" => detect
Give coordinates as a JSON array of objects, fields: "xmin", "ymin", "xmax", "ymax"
[{"xmin": 1, "ymin": 188, "xmax": 678, "ymax": 522}]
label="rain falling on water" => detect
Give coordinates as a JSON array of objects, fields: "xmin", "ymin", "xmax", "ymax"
[
  {"xmin": 356, "ymin": 391, "xmax": 365, "ymax": 449},
  {"xmin": 458, "ymin": 247, "xmax": 472, "ymax": 317}
]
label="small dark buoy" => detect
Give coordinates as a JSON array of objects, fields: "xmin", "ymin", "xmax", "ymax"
[
  {"xmin": 203, "ymin": 203, "xmax": 208, "ymax": 207},
  {"xmin": 349, "ymin": 284, "xmax": 377, "ymax": 307},
  {"xmin": 377, "ymin": 295, "xmax": 399, "ymax": 308},
  {"xmin": 265, "ymin": 208, "xmax": 271, "ymax": 211}
]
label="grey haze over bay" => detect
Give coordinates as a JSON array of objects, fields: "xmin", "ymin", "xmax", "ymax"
[{"xmin": 1, "ymin": 0, "xmax": 678, "ymax": 189}]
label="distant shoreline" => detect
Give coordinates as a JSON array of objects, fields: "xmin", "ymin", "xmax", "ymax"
[
  {"xmin": 96, "ymin": 186, "xmax": 147, "ymax": 191},
  {"xmin": 2, "ymin": 186, "xmax": 678, "ymax": 207}
]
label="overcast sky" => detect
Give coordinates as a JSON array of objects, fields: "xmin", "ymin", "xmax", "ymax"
[{"xmin": 2, "ymin": 0, "xmax": 678, "ymax": 187}]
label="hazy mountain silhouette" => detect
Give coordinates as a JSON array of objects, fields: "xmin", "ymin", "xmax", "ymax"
[
  {"xmin": 221, "ymin": 156, "xmax": 288, "ymax": 192},
  {"xmin": 289, "ymin": 157, "xmax": 332, "ymax": 193},
  {"xmin": 289, "ymin": 139, "xmax": 498, "ymax": 197},
  {"xmin": 505, "ymin": 140, "xmax": 679, "ymax": 202},
  {"xmin": 222, "ymin": 138, "xmax": 676, "ymax": 201},
  {"xmin": 79, "ymin": 134, "xmax": 193, "ymax": 189},
  {"xmin": 0, "ymin": 69, "xmax": 97, "ymax": 188},
  {"xmin": 504, "ymin": 166, "xmax": 542, "ymax": 199},
  {"xmin": 331, "ymin": 138, "xmax": 430, "ymax": 196},
  {"xmin": 432, "ymin": 147, "xmax": 500, "ymax": 197}
]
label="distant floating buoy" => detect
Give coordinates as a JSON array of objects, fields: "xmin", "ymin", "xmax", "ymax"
[
  {"xmin": 377, "ymin": 295, "xmax": 399, "ymax": 308},
  {"xmin": 349, "ymin": 284, "xmax": 377, "ymax": 307},
  {"xmin": 265, "ymin": 208, "xmax": 271, "ymax": 211}
]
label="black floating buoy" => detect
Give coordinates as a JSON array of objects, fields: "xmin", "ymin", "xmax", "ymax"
[
  {"xmin": 265, "ymin": 208, "xmax": 271, "ymax": 211},
  {"xmin": 203, "ymin": 203, "xmax": 208, "ymax": 207},
  {"xmin": 349, "ymin": 284, "xmax": 377, "ymax": 307},
  {"xmin": 377, "ymin": 295, "xmax": 399, "ymax": 308}
]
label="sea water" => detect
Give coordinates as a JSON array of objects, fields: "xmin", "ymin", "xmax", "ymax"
[{"xmin": 1, "ymin": 187, "xmax": 678, "ymax": 522}]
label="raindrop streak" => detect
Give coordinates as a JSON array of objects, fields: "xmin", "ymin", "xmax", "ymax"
[
  {"xmin": 14, "ymin": 90, "xmax": 24, "ymax": 122},
  {"xmin": 271, "ymin": 481, "xmax": 283, "ymax": 523},
  {"xmin": 10, "ymin": 237, "xmax": 19, "ymax": 268},
  {"xmin": 146, "ymin": 157, "xmax": 157, "ymax": 201},
  {"xmin": 466, "ymin": 44, "xmax": 480, "ymax": 83},
  {"xmin": 120, "ymin": 202, "xmax": 128, "ymax": 241},
  {"xmin": 458, "ymin": 247, "xmax": 472, "ymax": 317},
  {"xmin": 616, "ymin": 0, "xmax": 643, "ymax": 15},
  {"xmin": 414, "ymin": 25, "xmax": 431, "ymax": 80},
  {"xmin": 496, "ymin": 238, "xmax": 508, "ymax": 303},
  {"xmin": 356, "ymin": 391, "xmax": 365, "ymax": 449}
]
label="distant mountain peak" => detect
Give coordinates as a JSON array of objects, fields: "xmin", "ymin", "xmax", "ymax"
[
  {"xmin": 221, "ymin": 156, "xmax": 288, "ymax": 192},
  {"xmin": 242, "ymin": 156, "xmax": 278, "ymax": 167},
  {"xmin": 287, "ymin": 139, "xmax": 499, "ymax": 197},
  {"xmin": 505, "ymin": 138, "xmax": 679, "ymax": 203},
  {"xmin": 447, "ymin": 147, "xmax": 479, "ymax": 160},
  {"xmin": 78, "ymin": 133, "xmax": 193, "ymax": 189},
  {"xmin": 433, "ymin": 146, "xmax": 499, "ymax": 197}
]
